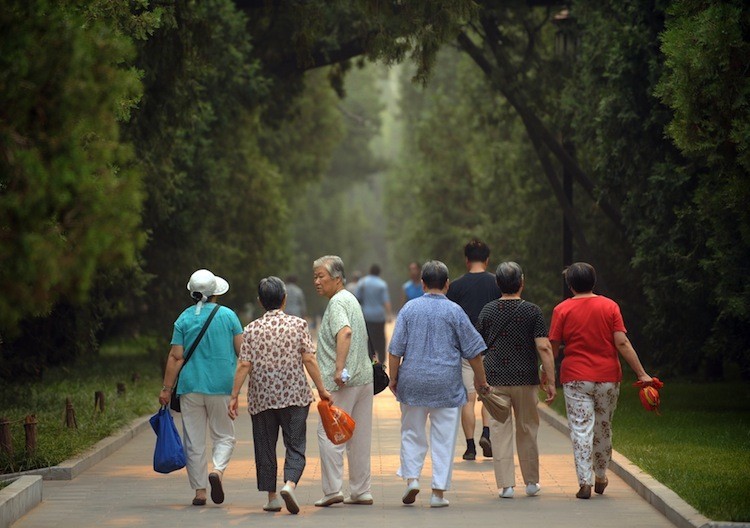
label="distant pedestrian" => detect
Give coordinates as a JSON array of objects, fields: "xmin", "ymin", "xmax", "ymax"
[
  {"xmin": 549, "ymin": 262, "xmax": 654, "ymax": 499},
  {"xmin": 159, "ymin": 269, "xmax": 243, "ymax": 507},
  {"xmin": 400, "ymin": 261, "xmax": 423, "ymax": 307},
  {"xmin": 284, "ymin": 275, "xmax": 307, "ymax": 319},
  {"xmin": 312, "ymin": 256, "xmax": 374, "ymax": 507},
  {"xmin": 229, "ymin": 276, "xmax": 331, "ymax": 514},
  {"xmin": 345, "ymin": 270, "xmax": 361, "ymax": 294},
  {"xmin": 476, "ymin": 262, "xmax": 556, "ymax": 500},
  {"xmin": 356, "ymin": 264, "xmax": 393, "ymax": 363},
  {"xmin": 446, "ymin": 239, "xmax": 500, "ymax": 460},
  {"xmin": 389, "ymin": 260, "xmax": 490, "ymax": 508}
]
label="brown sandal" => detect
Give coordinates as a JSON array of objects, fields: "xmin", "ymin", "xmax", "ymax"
[
  {"xmin": 192, "ymin": 497, "xmax": 207, "ymax": 506},
  {"xmin": 576, "ymin": 484, "xmax": 591, "ymax": 499},
  {"xmin": 595, "ymin": 478, "xmax": 608, "ymax": 495},
  {"xmin": 209, "ymin": 472, "xmax": 225, "ymax": 504}
]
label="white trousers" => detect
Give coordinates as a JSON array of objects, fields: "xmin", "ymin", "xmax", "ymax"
[
  {"xmin": 397, "ymin": 405, "xmax": 460, "ymax": 491},
  {"xmin": 180, "ymin": 393, "xmax": 236, "ymax": 490},
  {"xmin": 563, "ymin": 381, "xmax": 619, "ymax": 486},
  {"xmin": 317, "ymin": 383, "xmax": 373, "ymax": 496}
]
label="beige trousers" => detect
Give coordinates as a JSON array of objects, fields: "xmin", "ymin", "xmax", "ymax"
[
  {"xmin": 180, "ymin": 393, "xmax": 236, "ymax": 490},
  {"xmin": 317, "ymin": 383, "xmax": 373, "ymax": 497},
  {"xmin": 489, "ymin": 385, "xmax": 540, "ymax": 488}
]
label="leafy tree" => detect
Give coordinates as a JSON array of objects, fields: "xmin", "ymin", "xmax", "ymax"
[
  {"xmin": 0, "ymin": 1, "xmax": 144, "ymax": 336},
  {"xmin": 657, "ymin": 0, "xmax": 750, "ymax": 378}
]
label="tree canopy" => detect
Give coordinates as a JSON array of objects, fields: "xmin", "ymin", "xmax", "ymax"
[{"xmin": 1, "ymin": 0, "xmax": 748, "ymax": 381}]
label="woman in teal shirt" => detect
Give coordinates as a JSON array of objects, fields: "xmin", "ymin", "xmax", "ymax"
[{"xmin": 159, "ymin": 269, "xmax": 243, "ymax": 506}]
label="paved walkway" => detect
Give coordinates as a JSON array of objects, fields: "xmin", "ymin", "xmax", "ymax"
[{"xmin": 13, "ymin": 392, "xmax": 675, "ymax": 528}]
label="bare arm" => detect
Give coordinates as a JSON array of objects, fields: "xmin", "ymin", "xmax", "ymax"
[
  {"xmin": 468, "ymin": 353, "xmax": 490, "ymax": 393},
  {"xmin": 302, "ymin": 353, "xmax": 332, "ymax": 400},
  {"xmin": 388, "ymin": 353, "xmax": 401, "ymax": 396},
  {"xmin": 158, "ymin": 345, "xmax": 185, "ymax": 406},
  {"xmin": 535, "ymin": 337, "xmax": 557, "ymax": 403},
  {"xmin": 614, "ymin": 331, "xmax": 652, "ymax": 383},
  {"xmin": 334, "ymin": 326, "xmax": 352, "ymax": 387},
  {"xmin": 233, "ymin": 333, "xmax": 242, "ymax": 357},
  {"xmin": 228, "ymin": 360, "xmax": 252, "ymax": 419}
]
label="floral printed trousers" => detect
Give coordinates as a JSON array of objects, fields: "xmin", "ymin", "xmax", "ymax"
[{"xmin": 562, "ymin": 381, "xmax": 620, "ymax": 486}]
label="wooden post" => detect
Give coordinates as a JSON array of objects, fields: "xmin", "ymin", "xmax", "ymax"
[
  {"xmin": 24, "ymin": 415, "xmax": 37, "ymax": 456},
  {"xmin": 0, "ymin": 417, "xmax": 12, "ymax": 456},
  {"xmin": 64, "ymin": 397, "xmax": 78, "ymax": 429},
  {"xmin": 94, "ymin": 391, "xmax": 105, "ymax": 413},
  {"xmin": 116, "ymin": 382, "xmax": 126, "ymax": 396}
]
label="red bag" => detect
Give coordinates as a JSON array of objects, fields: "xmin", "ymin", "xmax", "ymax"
[
  {"xmin": 317, "ymin": 400, "xmax": 356, "ymax": 445},
  {"xmin": 633, "ymin": 377, "xmax": 664, "ymax": 414}
]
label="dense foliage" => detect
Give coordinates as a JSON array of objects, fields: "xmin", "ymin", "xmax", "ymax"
[{"xmin": 1, "ymin": 0, "xmax": 748, "ymax": 381}]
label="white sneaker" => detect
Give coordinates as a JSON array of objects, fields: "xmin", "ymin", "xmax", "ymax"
[
  {"xmin": 525, "ymin": 483, "xmax": 541, "ymax": 496},
  {"xmin": 263, "ymin": 497, "xmax": 282, "ymax": 512},
  {"xmin": 429, "ymin": 494, "xmax": 449, "ymax": 508},
  {"xmin": 402, "ymin": 480, "xmax": 420, "ymax": 504},
  {"xmin": 314, "ymin": 492, "xmax": 344, "ymax": 507},
  {"xmin": 344, "ymin": 491, "xmax": 373, "ymax": 505},
  {"xmin": 500, "ymin": 487, "xmax": 514, "ymax": 499},
  {"xmin": 280, "ymin": 483, "xmax": 300, "ymax": 514}
]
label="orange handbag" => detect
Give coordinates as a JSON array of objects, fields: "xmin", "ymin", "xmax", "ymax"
[{"xmin": 317, "ymin": 400, "xmax": 356, "ymax": 445}]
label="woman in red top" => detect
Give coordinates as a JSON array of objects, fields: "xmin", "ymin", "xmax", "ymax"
[{"xmin": 549, "ymin": 263, "xmax": 653, "ymax": 499}]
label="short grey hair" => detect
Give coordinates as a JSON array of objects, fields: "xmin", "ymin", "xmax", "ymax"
[
  {"xmin": 495, "ymin": 261, "xmax": 524, "ymax": 294},
  {"xmin": 258, "ymin": 276, "xmax": 286, "ymax": 310},
  {"xmin": 421, "ymin": 260, "xmax": 449, "ymax": 289},
  {"xmin": 313, "ymin": 255, "xmax": 346, "ymax": 283}
]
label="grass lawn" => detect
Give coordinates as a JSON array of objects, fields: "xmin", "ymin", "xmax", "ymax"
[
  {"xmin": 0, "ymin": 336, "xmax": 163, "ymax": 474},
  {"xmin": 548, "ymin": 378, "xmax": 750, "ymax": 522}
]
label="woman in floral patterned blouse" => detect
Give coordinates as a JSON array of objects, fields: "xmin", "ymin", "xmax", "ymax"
[{"xmin": 229, "ymin": 276, "xmax": 331, "ymax": 515}]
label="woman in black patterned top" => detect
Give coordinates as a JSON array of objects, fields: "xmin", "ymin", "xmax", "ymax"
[{"xmin": 476, "ymin": 262, "xmax": 557, "ymax": 500}]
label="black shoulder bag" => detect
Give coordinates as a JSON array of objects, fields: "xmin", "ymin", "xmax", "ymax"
[
  {"xmin": 170, "ymin": 304, "xmax": 221, "ymax": 412},
  {"xmin": 367, "ymin": 330, "xmax": 390, "ymax": 395}
]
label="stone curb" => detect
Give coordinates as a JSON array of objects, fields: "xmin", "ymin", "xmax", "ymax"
[
  {"xmin": 538, "ymin": 404, "xmax": 749, "ymax": 528},
  {"xmin": 0, "ymin": 476, "xmax": 42, "ymax": 528},
  {"xmin": 1, "ymin": 414, "xmax": 151, "ymax": 482}
]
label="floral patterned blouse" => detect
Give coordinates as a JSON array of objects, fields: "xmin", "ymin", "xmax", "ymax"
[{"xmin": 239, "ymin": 309, "xmax": 314, "ymax": 415}]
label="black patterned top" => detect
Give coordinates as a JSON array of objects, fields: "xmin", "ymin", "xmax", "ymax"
[{"xmin": 476, "ymin": 299, "xmax": 548, "ymax": 386}]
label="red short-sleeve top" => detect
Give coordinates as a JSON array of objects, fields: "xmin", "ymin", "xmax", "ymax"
[{"xmin": 549, "ymin": 295, "xmax": 626, "ymax": 384}]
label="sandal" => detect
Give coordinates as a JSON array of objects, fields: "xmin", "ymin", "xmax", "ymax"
[
  {"xmin": 595, "ymin": 478, "xmax": 608, "ymax": 495},
  {"xmin": 209, "ymin": 472, "xmax": 225, "ymax": 504}
]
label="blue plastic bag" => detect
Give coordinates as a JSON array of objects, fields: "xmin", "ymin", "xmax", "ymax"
[{"xmin": 150, "ymin": 406, "xmax": 186, "ymax": 474}]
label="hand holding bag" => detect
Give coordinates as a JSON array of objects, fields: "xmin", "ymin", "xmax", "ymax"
[
  {"xmin": 170, "ymin": 304, "xmax": 220, "ymax": 412},
  {"xmin": 150, "ymin": 406, "xmax": 186, "ymax": 473},
  {"xmin": 477, "ymin": 387, "xmax": 512, "ymax": 423},
  {"xmin": 317, "ymin": 400, "xmax": 356, "ymax": 445}
]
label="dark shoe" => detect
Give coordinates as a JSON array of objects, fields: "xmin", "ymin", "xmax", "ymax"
[
  {"xmin": 576, "ymin": 484, "xmax": 592, "ymax": 499},
  {"xmin": 209, "ymin": 472, "xmax": 225, "ymax": 504},
  {"xmin": 462, "ymin": 448, "xmax": 476, "ymax": 460},
  {"xmin": 595, "ymin": 478, "xmax": 608, "ymax": 495},
  {"xmin": 479, "ymin": 436, "xmax": 492, "ymax": 457},
  {"xmin": 192, "ymin": 497, "xmax": 207, "ymax": 506}
]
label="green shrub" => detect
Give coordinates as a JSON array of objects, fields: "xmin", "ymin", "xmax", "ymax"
[{"xmin": 0, "ymin": 336, "xmax": 163, "ymax": 474}]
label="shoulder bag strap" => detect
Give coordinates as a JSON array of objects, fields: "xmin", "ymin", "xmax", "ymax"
[{"xmin": 182, "ymin": 304, "xmax": 221, "ymax": 366}]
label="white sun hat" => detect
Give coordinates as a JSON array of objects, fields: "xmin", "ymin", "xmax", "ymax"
[{"xmin": 187, "ymin": 269, "xmax": 229, "ymax": 314}]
